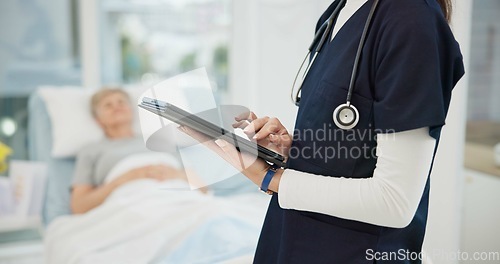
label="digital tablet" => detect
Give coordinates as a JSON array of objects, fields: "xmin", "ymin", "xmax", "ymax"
[{"xmin": 138, "ymin": 97, "xmax": 287, "ymax": 168}]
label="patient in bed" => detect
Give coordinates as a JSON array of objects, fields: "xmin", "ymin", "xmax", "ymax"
[
  {"xmin": 71, "ymin": 88, "xmax": 192, "ymax": 214},
  {"xmin": 46, "ymin": 88, "xmax": 269, "ymax": 264}
]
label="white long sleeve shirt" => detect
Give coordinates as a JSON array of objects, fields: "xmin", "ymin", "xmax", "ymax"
[
  {"xmin": 331, "ymin": 0, "xmax": 368, "ymax": 41},
  {"xmin": 278, "ymin": 128, "xmax": 436, "ymax": 228},
  {"xmin": 277, "ymin": 0, "xmax": 437, "ymax": 228}
]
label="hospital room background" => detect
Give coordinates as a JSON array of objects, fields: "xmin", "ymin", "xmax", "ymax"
[{"xmin": 0, "ymin": 0, "xmax": 499, "ymax": 263}]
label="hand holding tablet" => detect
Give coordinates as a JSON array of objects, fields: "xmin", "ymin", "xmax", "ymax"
[{"xmin": 138, "ymin": 97, "xmax": 287, "ymax": 168}]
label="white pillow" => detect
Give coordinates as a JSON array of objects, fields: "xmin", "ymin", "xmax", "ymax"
[{"xmin": 38, "ymin": 86, "xmax": 147, "ymax": 158}]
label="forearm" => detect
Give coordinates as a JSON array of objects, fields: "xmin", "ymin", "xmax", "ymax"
[
  {"xmin": 71, "ymin": 165, "xmax": 185, "ymax": 214},
  {"xmin": 277, "ymin": 128, "xmax": 435, "ymax": 228},
  {"xmin": 71, "ymin": 181, "xmax": 120, "ymax": 214},
  {"xmin": 278, "ymin": 171, "xmax": 422, "ymax": 228}
]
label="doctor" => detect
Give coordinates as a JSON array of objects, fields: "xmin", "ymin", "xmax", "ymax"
[{"xmin": 181, "ymin": 0, "xmax": 465, "ymax": 263}]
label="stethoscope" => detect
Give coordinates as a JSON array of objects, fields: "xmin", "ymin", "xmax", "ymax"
[{"xmin": 291, "ymin": 0, "xmax": 379, "ymax": 130}]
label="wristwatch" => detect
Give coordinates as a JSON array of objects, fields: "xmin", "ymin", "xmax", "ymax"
[{"xmin": 260, "ymin": 164, "xmax": 279, "ymax": 195}]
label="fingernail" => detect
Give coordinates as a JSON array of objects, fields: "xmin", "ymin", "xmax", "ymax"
[
  {"xmin": 215, "ymin": 139, "xmax": 227, "ymax": 148},
  {"xmin": 252, "ymin": 134, "xmax": 258, "ymax": 140}
]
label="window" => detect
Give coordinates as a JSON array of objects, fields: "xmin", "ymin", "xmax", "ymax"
[
  {"xmin": 99, "ymin": 0, "xmax": 231, "ymax": 91},
  {"xmin": 0, "ymin": 0, "xmax": 80, "ymax": 160},
  {"xmin": 465, "ymin": 0, "xmax": 500, "ymax": 176}
]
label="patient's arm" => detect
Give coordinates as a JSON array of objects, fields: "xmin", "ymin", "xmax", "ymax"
[
  {"xmin": 71, "ymin": 183, "xmax": 120, "ymax": 214},
  {"xmin": 71, "ymin": 165, "xmax": 186, "ymax": 214}
]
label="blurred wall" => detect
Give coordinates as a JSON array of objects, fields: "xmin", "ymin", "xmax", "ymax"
[{"xmin": 229, "ymin": 0, "xmax": 333, "ymax": 131}]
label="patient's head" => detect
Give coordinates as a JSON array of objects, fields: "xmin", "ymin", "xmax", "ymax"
[{"xmin": 91, "ymin": 88, "xmax": 133, "ymax": 138}]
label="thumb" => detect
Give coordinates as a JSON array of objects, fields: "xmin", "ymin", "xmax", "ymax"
[
  {"xmin": 214, "ymin": 139, "xmax": 229, "ymax": 150},
  {"xmin": 214, "ymin": 139, "xmax": 249, "ymax": 171}
]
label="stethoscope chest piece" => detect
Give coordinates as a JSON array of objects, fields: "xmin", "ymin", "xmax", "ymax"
[{"xmin": 333, "ymin": 103, "xmax": 359, "ymax": 130}]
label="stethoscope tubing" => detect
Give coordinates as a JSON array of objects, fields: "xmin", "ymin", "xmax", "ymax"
[
  {"xmin": 291, "ymin": 0, "xmax": 380, "ymax": 108},
  {"xmin": 346, "ymin": 0, "xmax": 380, "ymax": 105},
  {"xmin": 291, "ymin": 0, "xmax": 347, "ymax": 105}
]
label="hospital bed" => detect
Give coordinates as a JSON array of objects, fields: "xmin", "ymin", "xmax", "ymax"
[{"xmin": 28, "ymin": 87, "xmax": 268, "ymax": 263}]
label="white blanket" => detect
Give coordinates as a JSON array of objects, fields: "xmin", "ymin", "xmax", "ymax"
[
  {"xmin": 44, "ymin": 156, "xmax": 270, "ymax": 264},
  {"xmin": 104, "ymin": 152, "xmax": 182, "ymax": 184}
]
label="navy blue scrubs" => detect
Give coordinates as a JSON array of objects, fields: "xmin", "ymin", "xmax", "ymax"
[{"xmin": 253, "ymin": 0, "xmax": 465, "ymax": 263}]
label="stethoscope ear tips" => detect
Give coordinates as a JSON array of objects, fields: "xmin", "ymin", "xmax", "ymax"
[{"xmin": 333, "ymin": 103, "xmax": 359, "ymax": 130}]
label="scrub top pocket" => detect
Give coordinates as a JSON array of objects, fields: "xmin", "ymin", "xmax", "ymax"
[{"xmin": 290, "ymin": 79, "xmax": 374, "ymax": 178}]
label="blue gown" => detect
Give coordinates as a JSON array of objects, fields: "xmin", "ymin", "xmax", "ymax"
[{"xmin": 253, "ymin": 0, "xmax": 465, "ymax": 263}]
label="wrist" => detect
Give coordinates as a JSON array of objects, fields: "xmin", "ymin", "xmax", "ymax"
[
  {"xmin": 259, "ymin": 165, "xmax": 283, "ymax": 194},
  {"xmin": 111, "ymin": 171, "xmax": 134, "ymax": 188},
  {"xmin": 108, "ymin": 178, "xmax": 122, "ymax": 190},
  {"xmin": 268, "ymin": 169, "xmax": 283, "ymax": 193}
]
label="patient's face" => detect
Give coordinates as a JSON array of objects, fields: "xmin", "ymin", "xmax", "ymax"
[{"xmin": 95, "ymin": 93, "xmax": 133, "ymax": 128}]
